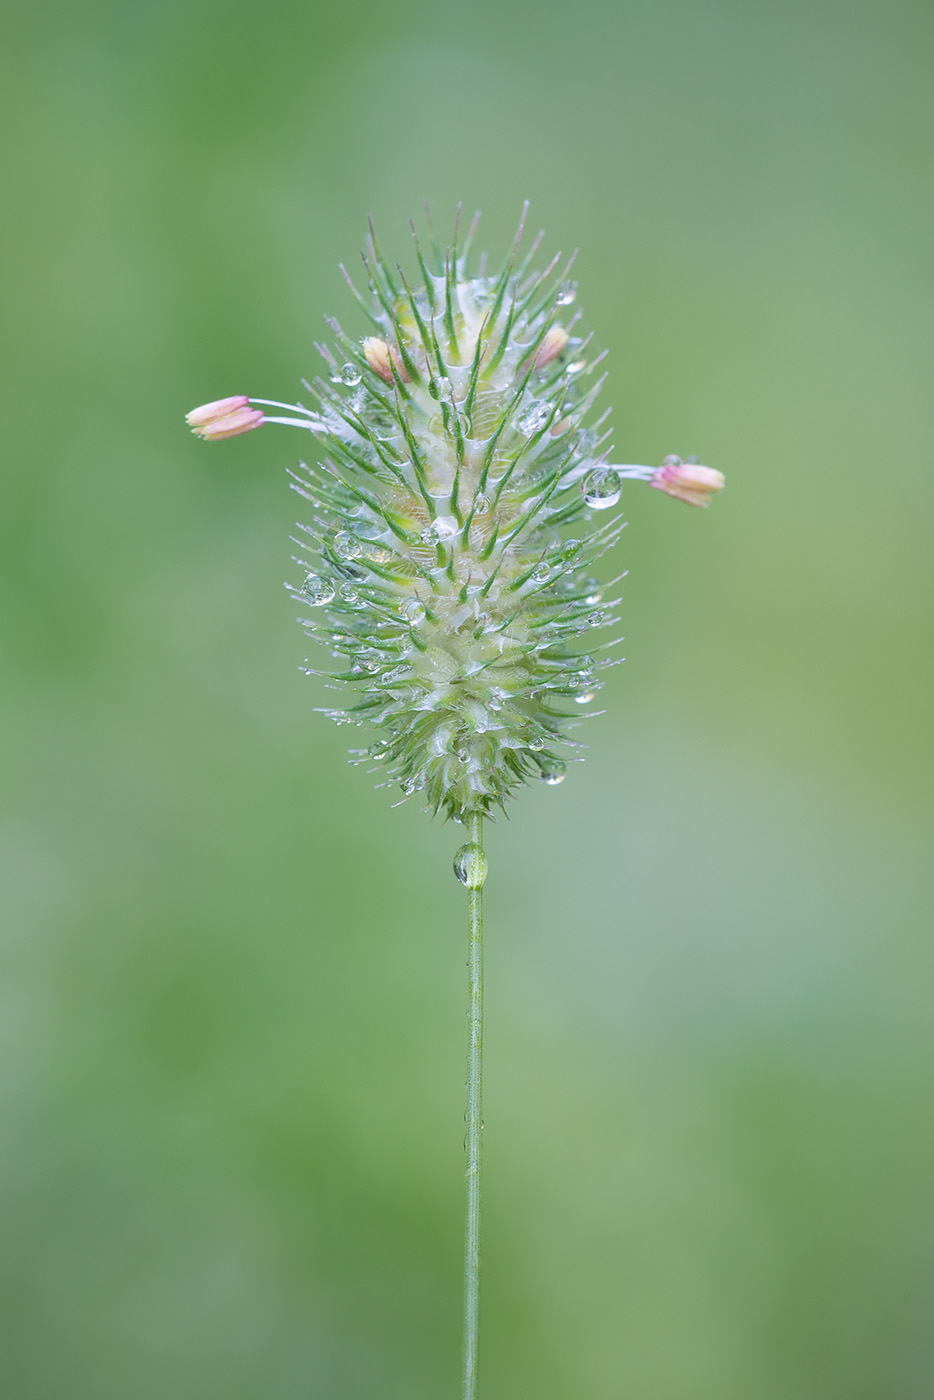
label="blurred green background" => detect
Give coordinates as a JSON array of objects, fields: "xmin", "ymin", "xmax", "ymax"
[{"xmin": 2, "ymin": 0, "xmax": 933, "ymax": 1395}]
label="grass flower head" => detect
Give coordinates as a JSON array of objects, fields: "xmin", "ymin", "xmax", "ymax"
[{"xmin": 186, "ymin": 206, "xmax": 724, "ymax": 823}]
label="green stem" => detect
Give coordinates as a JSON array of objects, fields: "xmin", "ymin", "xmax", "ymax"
[{"xmin": 463, "ymin": 810, "xmax": 484, "ymax": 1400}]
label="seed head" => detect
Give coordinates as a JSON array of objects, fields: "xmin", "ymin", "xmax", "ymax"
[
  {"xmin": 186, "ymin": 395, "xmax": 251, "ymax": 426},
  {"xmin": 651, "ymin": 454, "xmax": 725, "ymax": 507},
  {"xmin": 362, "ymin": 336, "xmax": 410, "ymax": 383},
  {"xmin": 186, "ymin": 396, "xmax": 267, "ymax": 439},
  {"xmin": 185, "ymin": 206, "xmax": 724, "ymax": 821},
  {"xmin": 534, "ymin": 325, "xmax": 570, "ymax": 367}
]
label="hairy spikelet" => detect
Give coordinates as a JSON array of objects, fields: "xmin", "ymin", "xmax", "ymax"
[{"xmin": 187, "ymin": 205, "xmax": 724, "ymax": 821}]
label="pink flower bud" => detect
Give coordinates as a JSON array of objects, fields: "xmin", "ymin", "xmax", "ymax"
[
  {"xmin": 363, "ymin": 336, "xmax": 410, "ymax": 383},
  {"xmin": 190, "ymin": 405, "xmax": 265, "ymax": 441},
  {"xmin": 185, "ymin": 396, "xmax": 250, "ymax": 427},
  {"xmin": 651, "ymin": 455, "xmax": 725, "ymax": 508},
  {"xmin": 534, "ymin": 326, "xmax": 569, "ymax": 368}
]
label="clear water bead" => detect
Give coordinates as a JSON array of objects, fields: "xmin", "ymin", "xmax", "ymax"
[
  {"xmin": 529, "ymin": 736, "xmax": 546, "ymax": 752},
  {"xmin": 340, "ymin": 363, "xmax": 361, "ymax": 386},
  {"xmin": 530, "ymin": 564, "xmax": 551, "ymax": 584},
  {"xmin": 421, "ymin": 516, "xmax": 459, "ymax": 544},
  {"xmin": 401, "ymin": 597, "xmax": 426, "ymax": 625},
  {"xmin": 539, "ymin": 757, "xmax": 567, "ymax": 785},
  {"xmin": 431, "ymin": 375, "xmax": 453, "ymax": 399},
  {"xmin": 473, "ymin": 494, "xmax": 491, "ymax": 515},
  {"xmin": 556, "ymin": 281, "xmax": 578, "ymax": 306},
  {"xmin": 453, "ymin": 842, "xmax": 488, "ymax": 888},
  {"xmin": 518, "ymin": 401, "xmax": 550, "ymax": 436},
  {"xmin": 565, "ymin": 359, "xmax": 586, "ymax": 376},
  {"xmin": 339, "ymin": 583, "xmax": 360, "ymax": 604},
  {"xmin": 301, "ymin": 574, "xmax": 335, "ymax": 605},
  {"xmin": 334, "ymin": 531, "xmax": 362, "ymax": 560},
  {"xmin": 574, "ymin": 690, "xmax": 596, "ymax": 704},
  {"xmin": 582, "ymin": 468, "xmax": 622, "ymax": 510}
]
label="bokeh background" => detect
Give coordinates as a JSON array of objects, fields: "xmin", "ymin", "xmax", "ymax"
[{"xmin": 2, "ymin": 0, "xmax": 933, "ymax": 1395}]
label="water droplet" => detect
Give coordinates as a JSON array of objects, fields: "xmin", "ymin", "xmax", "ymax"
[
  {"xmin": 421, "ymin": 515, "xmax": 459, "ymax": 544},
  {"xmin": 556, "ymin": 281, "xmax": 578, "ymax": 306},
  {"xmin": 561, "ymin": 539, "xmax": 582, "ymax": 560},
  {"xmin": 530, "ymin": 564, "xmax": 551, "ymax": 584},
  {"xmin": 587, "ymin": 610, "xmax": 605, "ymax": 626},
  {"xmin": 401, "ymin": 597, "xmax": 426, "ymax": 625},
  {"xmin": 518, "ymin": 401, "xmax": 550, "ymax": 436},
  {"xmin": 582, "ymin": 468, "xmax": 622, "ymax": 510},
  {"xmin": 583, "ymin": 580, "xmax": 603, "ymax": 604},
  {"xmin": 529, "ymin": 736, "xmax": 546, "ymax": 752},
  {"xmin": 574, "ymin": 690, "xmax": 596, "ymax": 704},
  {"xmin": 368, "ymin": 738, "xmax": 389, "ymax": 757},
  {"xmin": 473, "ymin": 494, "xmax": 491, "ymax": 515},
  {"xmin": 662, "ymin": 453, "xmax": 683, "ymax": 468},
  {"xmin": 686, "ymin": 454, "xmax": 700, "ymax": 465},
  {"xmin": 565, "ymin": 359, "xmax": 586, "ymax": 376},
  {"xmin": 339, "ymin": 583, "xmax": 360, "ymax": 604},
  {"xmin": 539, "ymin": 757, "xmax": 567, "ymax": 786},
  {"xmin": 453, "ymin": 842, "xmax": 488, "ymax": 888},
  {"xmin": 430, "ymin": 375, "xmax": 453, "ymax": 399},
  {"xmin": 361, "ymin": 656, "xmax": 380, "ymax": 673},
  {"xmin": 334, "ymin": 531, "xmax": 362, "ymax": 560},
  {"xmin": 301, "ymin": 574, "xmax": 335, "ymax": 605},
  {"xmin": 340, "ymin": 363, "xmax": 361, "ymax": 386},
  {"xmin": 488, "ymin": 698, "xmax": 503, "ymax": 712}
]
